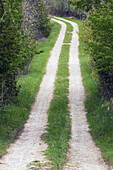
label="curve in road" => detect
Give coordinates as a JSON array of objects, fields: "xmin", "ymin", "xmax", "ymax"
[{"xmin": 54, "ymin": 16, "xmax": 108, "ymax": 170}]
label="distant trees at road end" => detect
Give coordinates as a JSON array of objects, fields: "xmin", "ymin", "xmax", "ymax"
[{"xmin": 44, "ymin": 0, "xmax": 86, "ymax": 20}]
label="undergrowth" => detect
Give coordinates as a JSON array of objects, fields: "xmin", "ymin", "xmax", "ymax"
[{"xmin": 0, "ymin": 21, "xmax": 61, "ymax": 157}]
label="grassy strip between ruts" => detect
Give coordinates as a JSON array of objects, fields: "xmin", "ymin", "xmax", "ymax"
[
  {"xmin": 63, "ymin": 22, "xmax": 73, "ymax": 43},
  {"xmin": 42, "ymin": 21, "xmax": 73, "ymax": 169},
  {"xmin": 43, "ymin": 44, "xmax": 71, "ymax": 169},
  {"xmin": 0, "ymin": 21, "xmax": 61, "ymax": 157},
  {"xmin": 54, "ymin": 16, "xmax": 73, "ymax": 44},
  {"xmin": 63, "ymin": 17, "xmax": 113, "ymax": 167}
]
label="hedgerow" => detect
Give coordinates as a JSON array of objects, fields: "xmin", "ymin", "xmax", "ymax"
[
  {"xmin": 71, "ymin": 0, "xmax": 113, "ymax": 99},
  {"xmin": 0, "ymin": 0, "xmax": 51, "ymax": 109},
  {"xmin": 0, "ymin": 0, "xmax": 33, "ymax": 107},
  {"xmin": 88, "ymin": 2, "xmax": 113, "ymax": 99}
]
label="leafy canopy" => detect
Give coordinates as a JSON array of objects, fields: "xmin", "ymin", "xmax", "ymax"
[{"xmin": 70, "ymin": 0, "xmax": 113, "ymax": 11}]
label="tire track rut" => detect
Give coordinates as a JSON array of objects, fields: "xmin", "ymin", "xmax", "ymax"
[
  {"xmin": 0, "ymin": 18, "xmax": 66, "ymax": 170},
  {"xmin": 54, "ymin": 17, "xmax": 108, "ymax": 170},
  {"xmin": 0, "ymin": 16, "xmax": 110, "ymax": 170}
]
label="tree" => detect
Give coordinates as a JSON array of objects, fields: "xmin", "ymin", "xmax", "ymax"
[
  {"xmin": 70, "ymin": 0, "xmax": 112, "ymax": 12},
  {"xmin": 44, "ymin": 0, "xmax": 73, "ymax": 16},
  {"xmin": 0, "ymin": 0, "xmax": 4, "ymax": 18},
  {"xmin": 0, "ymin": 0, "xmax": 51, "ymax": 108},
  {"xmin": 88, "ymin": 3, "xmax": 113, "ymax": 98},
  {"xmin": 23, "ymin": 0, "xmax": 51, "ymax": 40},
  {"xmin": 71, "ymin": 0, "xmax": 113, "ymax": 98},
  {"xmin": 0, "ymin": 0, "xmax": 33, "ymax": 106}
]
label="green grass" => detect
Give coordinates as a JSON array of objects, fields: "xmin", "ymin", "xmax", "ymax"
[
  {"xmin": 43, "ymin": 44, "xmax": 71, "ymax": 169},
  {"xmin": 0, "ymin": 21, "xmax": 61, "ymax": 157},
  {"xmin": 63, "ymin": 17, "xmax": 113, "ymax": 166},
  {"xmin": 54, "ymin": 17, "xmax": 73, "ymax": 44},
  {"xmin": 63, "ymin": 22, "xmax": 73, "ymax": 43}
]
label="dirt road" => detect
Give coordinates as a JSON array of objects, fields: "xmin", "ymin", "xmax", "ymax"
[
  {"xmin": 0, "ymin": 17, "xmax": 109, "ymax": 170},
  {"xmin": 54, "ymin": 17, "xmax": 108, "ymax": 170},
  {"xmin": 0, "ymin": 19, "xmax": 66, "ymax": 170}
]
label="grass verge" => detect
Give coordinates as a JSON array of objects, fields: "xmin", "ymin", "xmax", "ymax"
[
  {"xmin": 63, "ymin": 17, "xmax": 113, "ymax": 167},
  {"xmin": 0, "ymin": 21, "xmax": 61, "ymax": 157},
  {"xmin": 43, "ymin": 44, "xmax": 71, "ymax": 169}
]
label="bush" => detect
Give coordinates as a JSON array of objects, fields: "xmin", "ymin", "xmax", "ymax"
[
  {"xmin": 0, "ymin": 0, "xmax": 33, "ymax": 107},
  {"xmin": 88, "ymin": 3, "xmax": 113, "ymax": 99},
  {"xmin": 74, "ymin": 1, "xmax": 113, "ymax": 99}
]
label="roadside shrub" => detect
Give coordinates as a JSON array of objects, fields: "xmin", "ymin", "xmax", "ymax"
[
  {"xmin": 88, "ymin": 3, "xmax": 113, "ymax": 99},
  {"xmin": 0, "ymin": 0, "xmax": 33, "ymax": 107},
  {"xmin": 71, "ymin": 0, "xmax": 113, "ymax": 99}
]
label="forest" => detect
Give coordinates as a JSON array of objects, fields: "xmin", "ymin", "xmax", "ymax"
[{"xmin": 0, "ymin": 0, "xmax": 113, "ymax": 168}]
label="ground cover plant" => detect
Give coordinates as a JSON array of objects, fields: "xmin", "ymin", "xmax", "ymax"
[
  {"xmin": 0, "ymin": 21, "xmax": 61, "ymax": 157},
  {"xmin": 63, "ymin": 17, "xmax": 113, "ymax": 166}
]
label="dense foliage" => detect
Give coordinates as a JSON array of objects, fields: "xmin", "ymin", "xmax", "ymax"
[
  {"xmin": 44, "ymin": 0, "xmax": 85, "ymax": 19},
  {"xmin": 23, "ymin": 0, "xmax": 51, "ymax": 40},
  {"xmin": 0, "ymin": 0, "xmax": 32, "ymax": 107},
  {"xmin": 70, "ymin": 0, "xmax": 112, "ymax": 11},
  {"xmin": 72, "ymin": 0, "xmax": 113, "ymax": 99},
  {"xmin": 0, "ymin": 21, "xmax": 59, "ymax": 154},
  {"xmin": 36, "ymin": 0, "xmax": 51, "ymax": 37},
  {"xmin": 70, "ymin": 0, "xmax": 101, "ymax": 12},
  {"xmin": 44, "ymin": 0, "xmax": 71, "ymax": 16},
  {"xmin": 88, "ymin": 3, "xmax": 113, "ymax": 98},
  {"xmin": 0, "ymin": 0, "xmax": 51, "ymax": 108}
]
